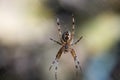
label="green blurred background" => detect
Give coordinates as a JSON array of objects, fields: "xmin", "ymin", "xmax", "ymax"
[{"xmin": 0, "ymin": 0, "xmax": 120, "ymax": 80}]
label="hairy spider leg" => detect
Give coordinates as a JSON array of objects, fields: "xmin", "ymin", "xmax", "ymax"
[
  {"xmin": 50, "ymin": 38, "xmax": 62, "ymax": 45},
  {"xmin": 49, "ymin": 47, "xmax": 64, "ymax": 80},
  {"xmin": 72, "ymin": 36, "xmax": 83, "ymax": 46},
  {"xmin": 70, "ymin": 48, "xmax": 82, "ymax": 75}
]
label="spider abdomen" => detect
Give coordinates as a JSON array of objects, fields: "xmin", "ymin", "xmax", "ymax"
[{"xmin": 62, "ymin": 31, "xmax": 71, "ymax": 42}]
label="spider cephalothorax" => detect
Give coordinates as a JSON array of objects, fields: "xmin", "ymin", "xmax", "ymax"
[{"xmin": 49, "ymin": 14, "xmax": 83, "ymax": 80}]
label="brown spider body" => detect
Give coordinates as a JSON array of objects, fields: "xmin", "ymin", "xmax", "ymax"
[
  {"xmin": 61, "ymin": 31, "xmax": 72, "ymax": 52},
  {"xmin": 49, "ymin": 14, "xmax": 83, "ymax": 80}
]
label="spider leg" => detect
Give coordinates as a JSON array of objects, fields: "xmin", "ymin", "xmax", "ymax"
[
  {"xmin": 50, "ymin": 38, "xmax": 62, "ymax": 45},
  {"xmin": 71, "ymin": 14, "xmax": 75, "ymax": 39},
  {"xmin": 49, "ymin": 59, "xmax": 58, "ymax": 80},
  {"xmin": 57, "ymin": 18, "xmax": 62, "ymax": 38},
  {"xmin": 49, "ymin": 47, "xmax": 64, "ymax": 80},
  {"xmin": 72, "ymin": 36, "xmax": 83, "ymax": 46},
  {"xmin": 70, "ymin": 48, "xmax": 82, "ymax": 75}
]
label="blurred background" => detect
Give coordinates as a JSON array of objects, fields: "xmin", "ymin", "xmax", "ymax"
[{"xmin": 0, "ymin": 0, "xmax": 120, "ymax": 80}]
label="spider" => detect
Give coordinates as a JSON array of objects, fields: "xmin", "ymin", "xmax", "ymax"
[{"xmin": 49, "ymin": 14, "xmax": 83, "ymax": 80}]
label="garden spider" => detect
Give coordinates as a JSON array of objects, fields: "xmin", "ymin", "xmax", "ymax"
[{"xmin": 49, "ymin": 14, "xmax": 83, "ymax": 80}]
